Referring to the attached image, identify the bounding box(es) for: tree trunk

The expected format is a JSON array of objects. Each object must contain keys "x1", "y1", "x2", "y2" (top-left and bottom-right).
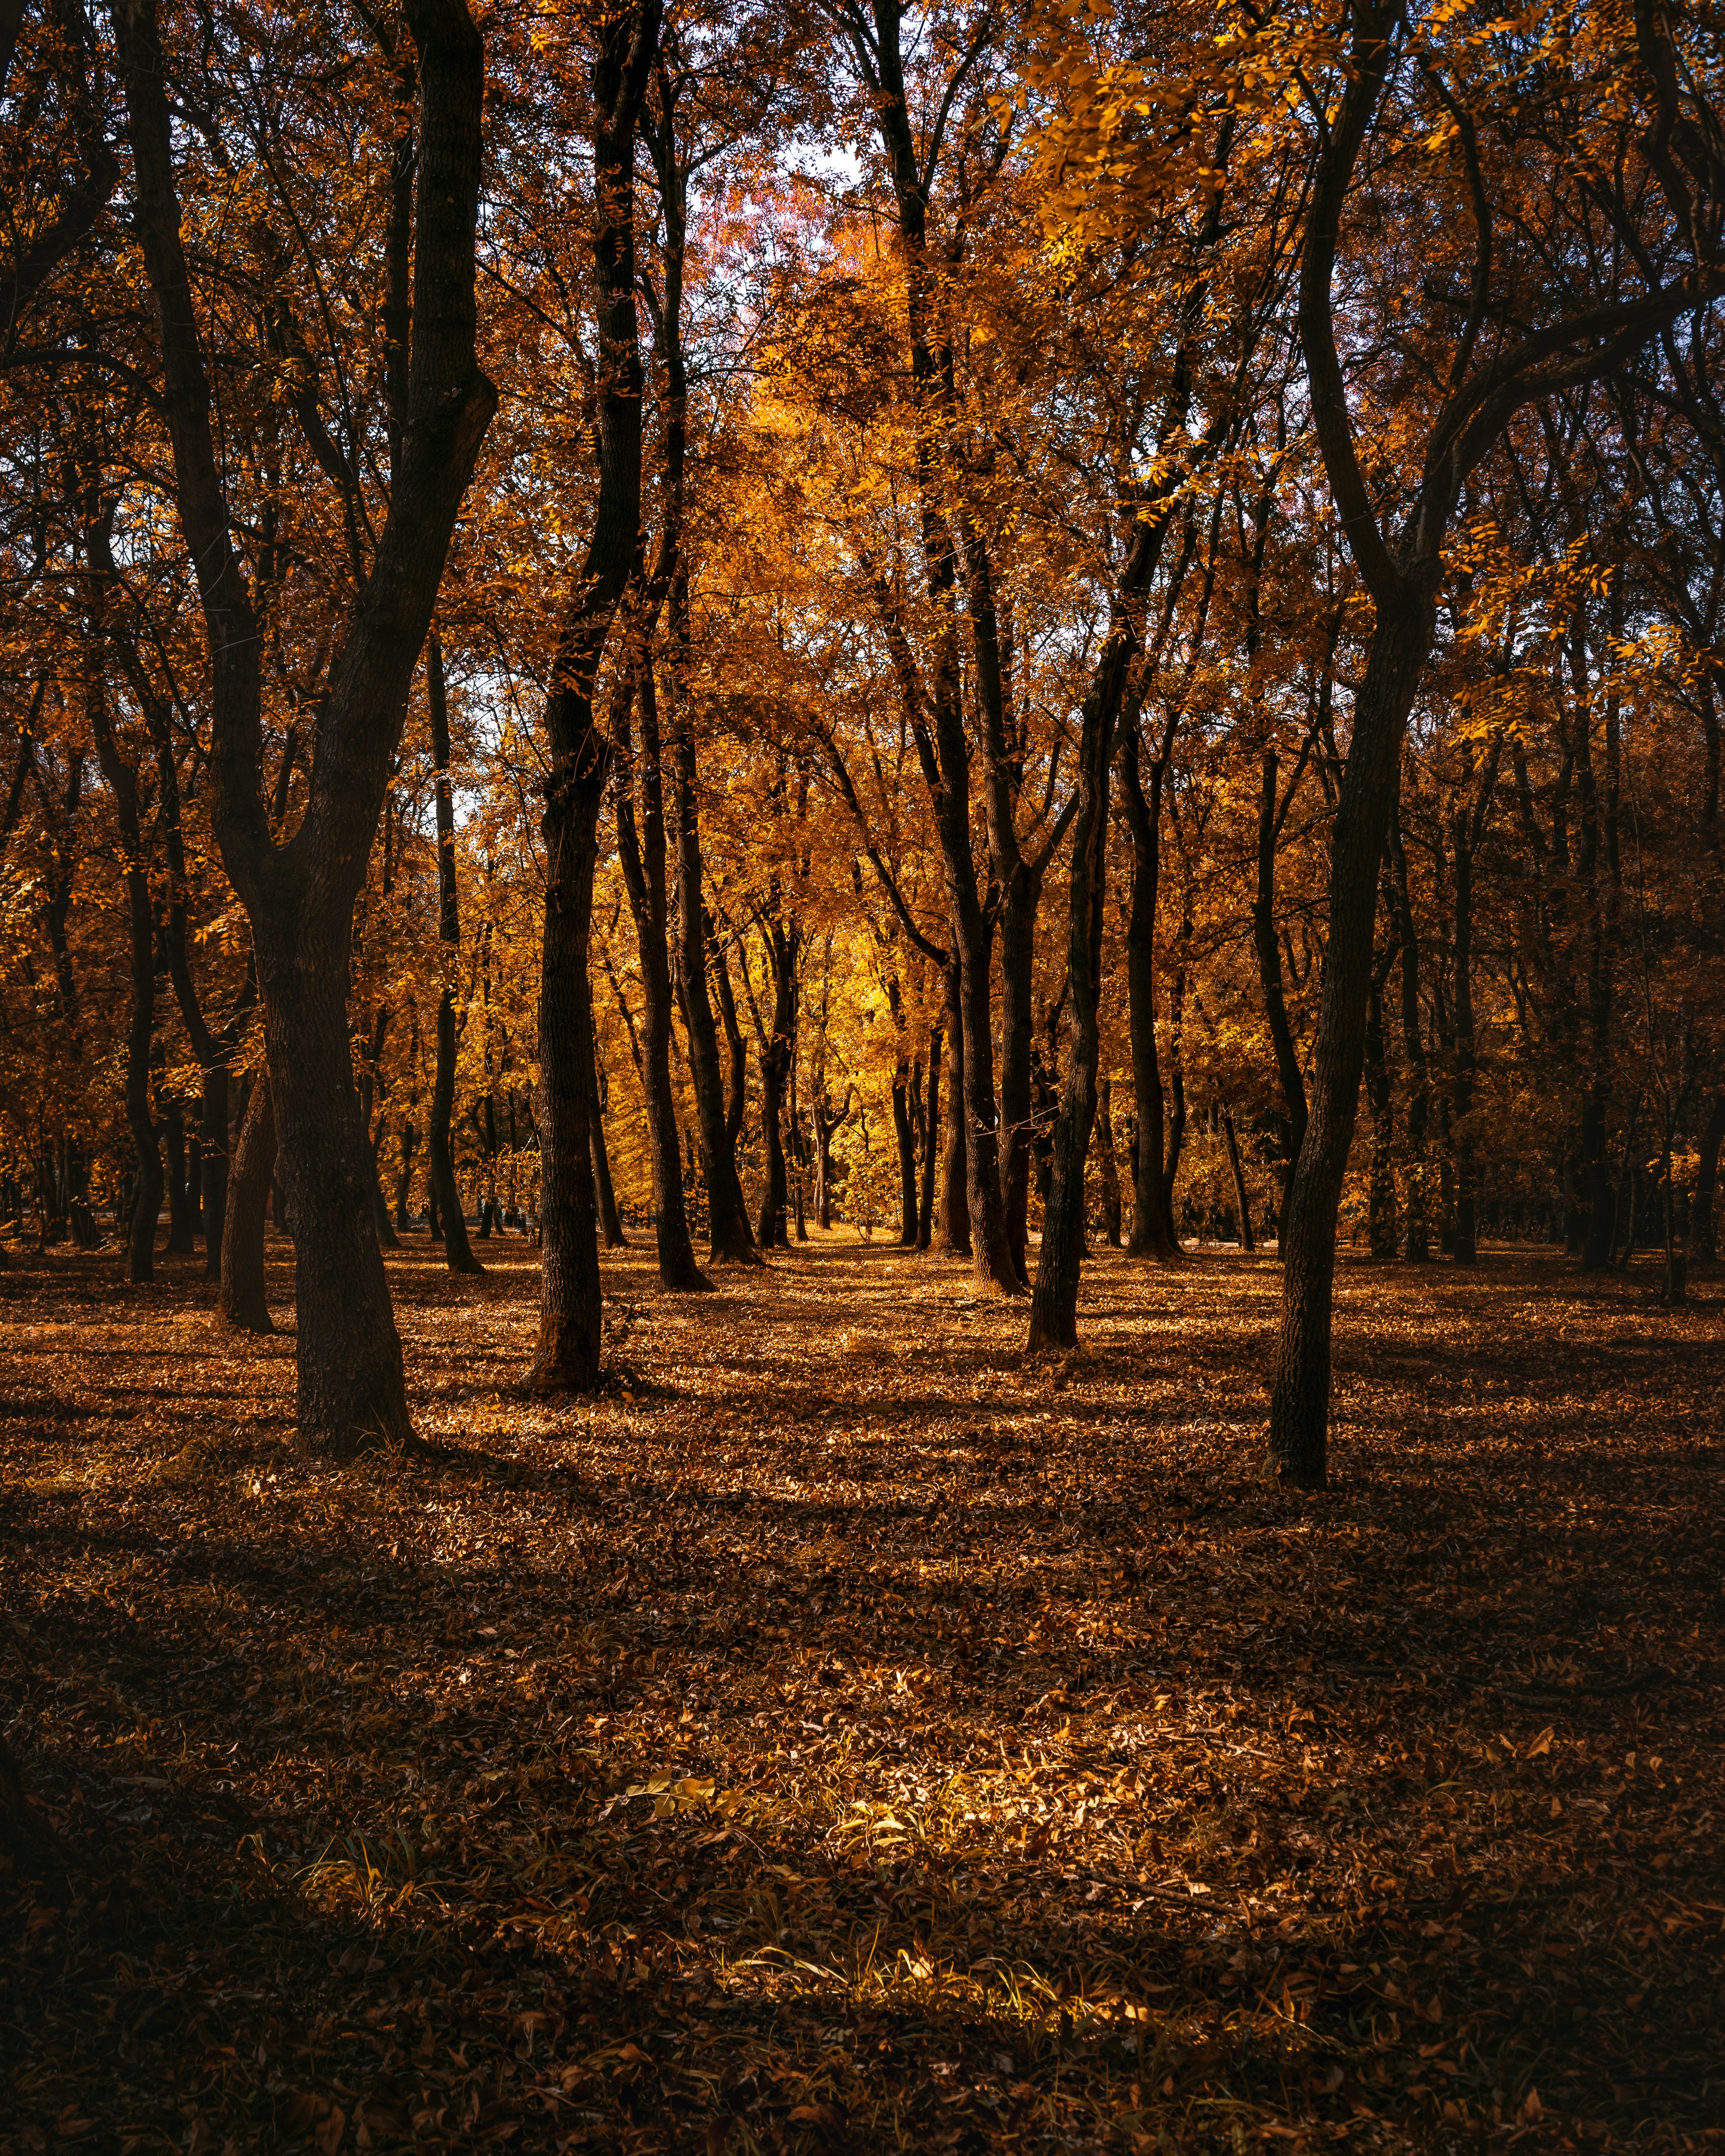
[
  {"x1": 614, "y1": 657, "x2": 708, "y2": 1290},
  {"x1": 118, "y1": 0, "x2": 496, "y2": 1457},
  {"x1": 758, "y1": 1043, "x2": 790, "y2": 1249},
  {"x1": 790, "y1": 1113, "x2": 810, "y2": 1240},
  {"x1": 1694, "y1": 1093, "x2": 1725, "y2": 1261},
  {"x1": 1579, "y1": 1081, "x2": 1614, "y2": 1269},
  {"x1": 1387, "y1": 800, "x2": 1431, "y2": 1258},
  {"x1": 1450, "y1": 740, "x2": 1501, "y2": 1265},
  {"x1": 1254, "y1": 746, "x2": 1310, "y2": 1191},
  {"x1": 427, "y1": 631, "x2": 485, "y2": 1276},
  {"x1": 814, "y1": 1106, "x2": 837, "y2": 1228},
  {"x1": 1579, "y1": 843, "x2": 1617, "y2": 1269},
  {"x1": 88, "y1": 660, "x2": 160, "y2": 1286},
  {"x1": 78, "y1": 608, "x2": 159, "y2": 1285},
  {"x1": 586, "y1": 979, "x2": 627, "y2": 1248},
  {"x1": 365, "y1": 1103, "x2": 400, "y2": 1251},
  {"x1": 997, "y1": 869, "x2": 1040, "y2": 1285},
  {"x1": 951, "y1": 902, "x2": 1016, "y2": 1290},
  {"x1": 1363, "y1": 978, "x2": 1397, "y2": 1258},
  {"x1": 892, "y1": 1062, "x2": 918, "y2": 1244},
  {"x1": 492, "y1": 0, "x2": 645, "y2": 1345},
  {"x1": 258, "y1": 946, "x2": 413, "y2": 1450},
  {"x1": 164, "y1": 1098, "x2": 196, "y2": 1253},
  {"x1": 1097, "y1": 1077, "x2": 1122, "y2": 1247},
  {"x1": 935, "y1": 969, "x2": 970, "y2": 1255},
  {"x1": 1269, "y1": 601, "x2": 1433, "y2": 1487},
  {"x1": 1119, "y1": 726, "x2": 1180, "y2": 1259},
  {"x1": 1029, "y1": 660, "x2": 1111, "y2": 1351},
  {"x1": 1160, "y1": 955, "x2": 1188, "y2": 1233},
  {"x1": 395, "y1": 1120, "x2": 417, "y2": 1231},
  {"x1": 219, "y1": 1071, "x2": 275, "y2": 1334},
  {"x1": 672, "y1": 766, "x2": 753, "y2": 1264},
  {"x1": 753, "y1": 924, "x2": 799, "y2": 1250},
  {"x1": 199, "y1": 1065, "x2": 230, "y2": 1277},
  {"x1": 533, "y1": 745, "x2": 609, "y2": 1392},
  {"x1": 917, "y1": 1026, "x2": 941, "y2": 1249},
  {"x1": 1371, "y1": 987, "x2": 1397, "y2": 1259},
  {"x1": 1222, "y1": 1105, "x2": 1255, "y2": 1251},
  {"x1": 1661, "y1": 1121, "x2": 1685, "y2": 1304}
]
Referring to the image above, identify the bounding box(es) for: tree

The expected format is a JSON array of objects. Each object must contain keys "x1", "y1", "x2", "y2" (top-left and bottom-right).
[
  {"x1": 116, "y1": 0, "x2": 496, "y2": 1454},
  {"x1": 531, "y1": 0, "x2": 666, "y2": 1394},
  {"x1": 1268, "y1": 0, "x2": 1724, "y2": 1486}
]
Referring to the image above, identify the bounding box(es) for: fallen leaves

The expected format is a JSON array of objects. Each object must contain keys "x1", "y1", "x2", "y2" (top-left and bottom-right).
[{"x1": 0, "y1": 1233, "x2": 1721, "y2": 2152}]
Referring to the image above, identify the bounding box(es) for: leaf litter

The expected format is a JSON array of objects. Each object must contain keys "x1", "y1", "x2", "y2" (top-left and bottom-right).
[{"x1": 1, "y1": 1233, "x2": 1721, "y2": 2152}]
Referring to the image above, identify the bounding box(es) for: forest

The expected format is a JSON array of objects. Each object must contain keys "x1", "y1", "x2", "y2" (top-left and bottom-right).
[{"x1": 1, "y1": 0, "x2": 1722, "y2": 2148}]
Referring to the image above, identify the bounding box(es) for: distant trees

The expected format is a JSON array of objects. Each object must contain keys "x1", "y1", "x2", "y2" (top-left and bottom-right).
[{"x1": 0, "y1": 0, "x2": 1721, "y2": 1487}]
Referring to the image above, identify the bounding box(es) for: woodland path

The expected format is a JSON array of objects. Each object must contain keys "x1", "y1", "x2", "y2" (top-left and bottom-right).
[{"x1": 1, "y1": 1234, "x2": 1720, "y2": 2152}]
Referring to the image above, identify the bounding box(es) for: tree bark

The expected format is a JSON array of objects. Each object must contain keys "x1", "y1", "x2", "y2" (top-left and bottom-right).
[
  {"x1": 892, "y1": 1062, "x2": 918, "y2": 1244},
  {"x1": 833, "y1": 1, "x2": 1014, "y2": 1292},
  {"x1": 1363, "y1": 977, "x2": 1398, "y2": 1258},
  {"x1": 1270, "y1": 604, "x2": 1435, "y2": 1483},
  {"x1": 534, "y1": 747, "x2": 608, "y2": 1389},
  {"x1": 613, "y1": 651, "x2": 708, "y2": 1289},
  {"x1": 219, "y1": 1071, "x2": 275, "y2": 1334},
  {"x1": 360, "y1": 1048, "x2": 400, "y2": 1252},
  {"x1": 758, "y1": 1051, "x2": 790, "y2": 1248},
  {"x1": 1097, "y1": 1077, "x2": 1123, "y2": 1247},
  {"x1": 118, "y1": 0, "x2": 495, "y2": 1455},
  {"x1": 1119, "y1": 723, "x2": 1181, "y2": 1260},
  {"x1": 395, "y1": 1119, "x2": 417, "y2": 1231},
  {"x1": 90, "y1": 506, "x2": 256, "y2": 1283},
  {"x1": 1254, "y1": 746, "x2": 1309, "y2": 1187},
  {"x1": 586, "y1": 983, "x2": 627, "y2": 1249},
  {"x1": 672, "y1": 753, "x2": 753, "y2": 1264},
  {"x1": 198, "y1": 1066, "x2": 230, "y2": 1276},
  {"x1": 1029, "y1": 644, "x2": 1112, "y2": 1351},
  {"x1": 426, "y1": 630, "x2": 485, "y2": 1275},
  {"x1": 935, "y1": 966, "x2": 970, "y2": 1255},
  {"x1": 82, "y1": 615, "x2": 160, "y2": 1285},
  {"x1": 1266, "y1": 0, "x2": 1700, "y2": 1481},
  {"x1": 1694, "y1": 1093, "x2": 1725, "y2": 1262},
  {"x1": 1450, "y1": 736, "x2": 1502, "y2": 1265},
  {"x1": 1387, "y1": 798, "x2": 1431, "y2": 1258},
  {"x1": 754, "y1": 922, "x2": 799, "y2": 1250},
  {"x1": 1222, "y1": 1105, "x2": 1255, "y2": 1251},
  {"x1": 1161, "y1": 951, "x2": 1189, "y2": 1232},
  {"x1": 917, "y1": 1027, "x2": 941, "y2": 1249},
  {"x1": 812, "y1": 1086, "x2": 853, "y2": 1230},
  {"x1": 164, "y1": 1098, "x2": 196, "y2": 1253},
  {"x1": 709, "y1": 915, "x2": 749, "y2": 1157},
  {"x1": 532, "y1": 0, "x2": 666, "y2": 1390}
]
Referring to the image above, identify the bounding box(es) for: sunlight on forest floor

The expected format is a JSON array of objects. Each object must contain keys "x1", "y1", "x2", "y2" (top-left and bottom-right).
[{"x1": 2, "y1": 1235, "x2": 1721, "y2": 2152}]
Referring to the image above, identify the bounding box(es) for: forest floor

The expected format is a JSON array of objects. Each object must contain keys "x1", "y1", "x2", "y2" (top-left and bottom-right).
[{"x1": 0, "y1": 1229, "x2": 1721, "y2": 2156}]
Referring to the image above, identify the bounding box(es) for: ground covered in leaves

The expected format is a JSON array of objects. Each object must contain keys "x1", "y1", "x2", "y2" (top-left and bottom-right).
[{"x1": 1, "y1": 1230, "x2": 1721, "y2": 2154}]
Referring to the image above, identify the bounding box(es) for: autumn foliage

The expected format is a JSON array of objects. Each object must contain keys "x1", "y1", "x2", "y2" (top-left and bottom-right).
[{"x1": 2, "y1": 0, "x2": 1724, "y2": 2145}]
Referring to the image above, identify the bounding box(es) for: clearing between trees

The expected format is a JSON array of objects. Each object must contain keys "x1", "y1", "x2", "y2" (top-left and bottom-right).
[{"x1": 2, "y1": 1235, "x2": 1720, "y2": 2153}]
